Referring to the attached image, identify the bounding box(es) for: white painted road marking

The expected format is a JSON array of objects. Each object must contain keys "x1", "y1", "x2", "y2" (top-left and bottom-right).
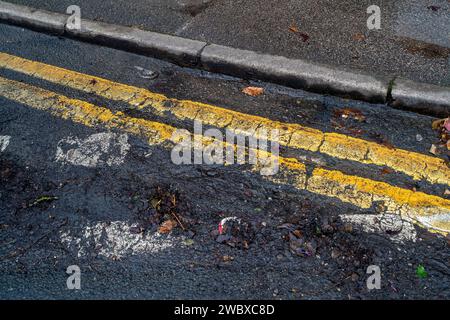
[
  {"x1": 59, "y1": 221, "x2": 180, "y2": 259},
  {"x1": 55, "y1": 132, "x2": 130, "y2": 168}
]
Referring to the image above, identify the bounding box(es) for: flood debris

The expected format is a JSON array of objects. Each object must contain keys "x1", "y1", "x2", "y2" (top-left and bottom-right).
[
  {"x1": 278, "y1": 205, "x2": 374, "y2": 280},
  {"x1": 137, "y1": 185, "x2": 193, "y2": 234},
  {"x1": 158, "y1": 219, "x2": 178, "y2": 234}
]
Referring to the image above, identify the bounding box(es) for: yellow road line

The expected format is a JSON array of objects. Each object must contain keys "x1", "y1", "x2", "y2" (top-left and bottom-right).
[
  {"x1": 0, "y1": 76, "x2": 448, "y2": 235},
  {"x1": 0, "y1": 52, "x2": 448, "y2": 186}
]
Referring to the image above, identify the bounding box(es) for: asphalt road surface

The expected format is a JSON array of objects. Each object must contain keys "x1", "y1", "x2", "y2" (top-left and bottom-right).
[
  {"x1": 0, "y1": 24, "x2": 449, "y2": 299},
  {"x1": 5, "y1": 0, "x2": 450, "y2": 86}
]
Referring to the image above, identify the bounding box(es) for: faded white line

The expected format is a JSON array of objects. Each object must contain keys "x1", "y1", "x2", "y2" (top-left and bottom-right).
[
  {"x1": 339, "y1": 213, "x2": 417, "y2": 243},
  {"x1": 60, "y1": 221, "x2": 181, "y2": 259},
  {"x1": 55, "y1": 132, "x2": 130, "y2": 168}
]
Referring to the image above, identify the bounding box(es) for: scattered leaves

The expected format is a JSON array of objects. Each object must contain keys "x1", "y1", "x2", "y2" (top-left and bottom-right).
[
  {"x1": 432, "y1": 118, "x2": 445, "y2": 130},
  {"x1": 242, "y1": 86, "x2": 264, "y2": 97},
  {"x1": 289, "y1": 24, "x2": 300, "y2": 33}
]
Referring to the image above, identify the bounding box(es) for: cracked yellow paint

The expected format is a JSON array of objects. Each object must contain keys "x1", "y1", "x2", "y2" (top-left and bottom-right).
[
  {"x1": 0, "y1": 51, "x2": 448, "y2": 186},
  {"x1": 0, "y1": 75, "x2": 448, "y2": 235}
]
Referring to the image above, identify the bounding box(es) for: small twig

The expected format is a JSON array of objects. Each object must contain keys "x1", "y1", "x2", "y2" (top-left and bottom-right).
[{"x1": 170, "y1": 211, "x2": 186, "y2": 231}]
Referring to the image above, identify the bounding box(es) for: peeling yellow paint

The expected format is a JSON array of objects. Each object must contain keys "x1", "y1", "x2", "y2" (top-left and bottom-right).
[
  {"x1": 0, "y1": 51, "x2": 448, "y2": 186},
  {"x1": 0, "y1": 66, "x2": 449, "y2": 235}
]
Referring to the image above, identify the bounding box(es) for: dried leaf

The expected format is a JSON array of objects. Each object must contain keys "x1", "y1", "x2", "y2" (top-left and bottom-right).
[
  {"x1": 292, "y1": 229, "x2": 302, "y2": 238},
  {"x1": 242, "y1": 86, "x2": 264, "y2": 97},
  {"x1": 158, "y1": 219, "x2": 177, "y2": 234},
  {"x1": 353, "y1": 33, "x2": 365, "y2": 41},
  {"x1": 444, "y1": 118, "x2": 450, "y2": 131},
  {"x1": 289, "y1": 25, "x2": 300, "y2": 33}
]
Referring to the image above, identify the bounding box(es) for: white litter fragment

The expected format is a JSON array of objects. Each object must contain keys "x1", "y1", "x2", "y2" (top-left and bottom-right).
[
  {"x1": 415, "y1": 134, "x2": 423, "y2": 142},
  {"x1": 55, "y1": 132, "x2": 130, "y2": 168},
  {"x1": 339, "y1": 213, "x2": 417, "y2": 243},
  {"x1": 0, "y1": 135, "x2": 11, "y2": 152},
  {"x1": 60, "y1": 221, "x2": 178, "y2": 259},
  {"x1": 134, "y1": 66, "x2": 158, "y2": 79},
  {"x1": 218, "y1": 216, "x2": 240, "y2": 234}
]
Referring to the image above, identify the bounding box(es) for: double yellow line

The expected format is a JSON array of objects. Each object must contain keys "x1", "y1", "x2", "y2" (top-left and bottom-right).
[{"x1": 0, "y1": 52, "x2": 449, "y2": 235}]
